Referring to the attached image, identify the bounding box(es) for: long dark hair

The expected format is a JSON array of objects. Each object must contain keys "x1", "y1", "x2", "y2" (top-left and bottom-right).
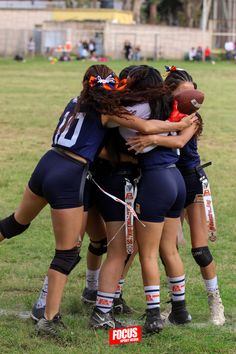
[
  {"x1": 120, "y1": 65, "x2": 172, "y2": 120},
  {"x1": 164, "y1": 68, "x2": 203, "y2": 136},
  {"x1": 56, "y1": 65, "x2": 126, "y2": 136},
  {"x1": 75, "y1": 64, "x2": 125, "y2": 117}
]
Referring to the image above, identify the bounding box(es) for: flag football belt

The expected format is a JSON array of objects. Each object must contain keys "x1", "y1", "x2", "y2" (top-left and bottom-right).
[
  {"x1": 180, "y1": 161, "x2": 212, "y2": 176},
  {"x1": 87, "y1": 172, "x2": 144, "y2": 254},
  {"x1": 200, "y1": 173, "x2": 217, "y2": 242},
  {"x1": 124, "y1": 177, "x2": 139, "y2": 254},
  {"x1": 181, "y1": 161, "x2": 217, "y2": 242}
]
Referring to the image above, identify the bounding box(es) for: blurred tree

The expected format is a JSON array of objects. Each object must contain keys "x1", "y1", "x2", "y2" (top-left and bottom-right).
[
  {"x1": 157, "y1": 0, "x2": 182, "y2": 25},
  {"x1": 180, "y1": 0, "x2": 202, "y2": 27},
  {"x1": 148, "y1": 0, "x2": 159, "y2": 24},
  {"x1": 65, "y1": 0, "x2": 74, "y2": 7},
  {"x1": 121, "y1": 0, "x2": 145, "y2": 22}
]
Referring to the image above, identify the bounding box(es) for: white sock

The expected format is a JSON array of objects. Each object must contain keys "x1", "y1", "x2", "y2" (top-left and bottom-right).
[
  {"x1": 36, "y1": 276, "x2": 48, "y2": 309},
  {"x1": 204, "y1": 276, "x2": 218, "y2": 292},
  {"x1": 96, "y1": 291, "x2": 115, "y2": 313},
  {"x1": 144, "y1": 285, "x2": 160, "y2": 309},
  {"x1": 86, "y1": 268, "x2": 100, "y2": 291},
  {"x1": 114, "y1": 279, "x2": 125, "y2": 299},
  {"x1": 169, "y1": 275, "x2": 185, "y2": 302}
]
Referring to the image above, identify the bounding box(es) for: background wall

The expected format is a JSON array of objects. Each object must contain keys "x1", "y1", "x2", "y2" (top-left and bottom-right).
[{"x1": 0, "y1": 8, "x2": 211, "y2": 58}]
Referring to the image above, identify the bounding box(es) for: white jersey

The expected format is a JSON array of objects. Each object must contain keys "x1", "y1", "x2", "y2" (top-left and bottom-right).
[{"x1": 119, "y1": 102, "x2": 157, "y2": 153}]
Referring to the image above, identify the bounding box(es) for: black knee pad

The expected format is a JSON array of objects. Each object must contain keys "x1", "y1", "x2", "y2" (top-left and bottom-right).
[
  {"x1": 191, "y1": 246, "x2": 213, "y2": 267},
  {"x1": 88, "y1": 237, "x2": 107, "y2": 256},
  {"x1": 0, "y1": 213, "x2": 30, "y2": 239},
  {"x1": 50, "y1": 246, "x2": 81, "y2": 275}
]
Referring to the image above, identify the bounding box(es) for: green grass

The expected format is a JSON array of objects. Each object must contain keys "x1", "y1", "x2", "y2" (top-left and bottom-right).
[{"x1": 0, "y1": 57, "x2": 236, "y2": 353}]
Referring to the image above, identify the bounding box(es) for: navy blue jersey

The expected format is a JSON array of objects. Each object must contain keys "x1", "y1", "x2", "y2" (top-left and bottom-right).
[
  {"x1": 138, "y1": 145, "x2": 179, "y2": 170},
  {"x1": 52, "y1": 97, "x2": 106, "y2": 163},
  {"x1": 177, "y1": 136, "x2": 200, "y2": 171}
]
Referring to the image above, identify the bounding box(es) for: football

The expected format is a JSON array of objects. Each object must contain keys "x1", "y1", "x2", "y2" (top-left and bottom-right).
[{"x1": 174, "y1": 89, "x2": 205, "y2": 114}]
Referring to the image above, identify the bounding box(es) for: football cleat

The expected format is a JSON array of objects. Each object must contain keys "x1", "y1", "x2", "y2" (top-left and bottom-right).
[
  {"x1": 168, "y1": 300, "x2": 192, "y2": 325},
  {"x1": 208, "y1": 289, "x2": 225, "y2": 326},
  {"x1": 142, "y1": 307, "x2": 164, "y2": 335},
  {"x1": 36, "y1": 313, "x2": 65, "y2": 337},
  {"x1": 113, "y1": 294, "x2": 133, "y2": 314},
  {"x1": 89, "y1": 307, "x2": 123, "y2": 329},
  {"x1": 81, "y1": 287, "x2": 97, "y2": 304}
]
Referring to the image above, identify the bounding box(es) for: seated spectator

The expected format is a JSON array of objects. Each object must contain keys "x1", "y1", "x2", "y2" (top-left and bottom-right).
[
  {"x1": 233, "y1": 41, "x2": 236, "y2": 61},
  {"x1": 89, "y1": 40, "x2": 96, "y2": 56},
  {"x1": 195, "y1": 46, "x2": 203, "y2": 61},
  {"x1": 204, "y1": 46, "x2": 211, "y2": 61},
  {"x1": 133, "y1": 46, "x2": 141, "y2": 61},
  {"x1": 188, "y1": 47, "x2": 196, "y2": 61},
  {"x1": 224, "y1": 41, "x2": 234, "y2": 60},
  {"x1": 59, "y1": 52, "x2": 71, "y2": 62}
]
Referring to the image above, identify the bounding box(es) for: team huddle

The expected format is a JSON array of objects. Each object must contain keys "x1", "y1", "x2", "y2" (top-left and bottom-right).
[{"x1": 0, "y1": 64, "x2": 225, "y2": 337}]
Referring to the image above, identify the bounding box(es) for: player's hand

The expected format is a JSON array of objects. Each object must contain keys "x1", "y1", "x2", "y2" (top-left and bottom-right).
[
  {"x1": 180, "y1": 113, "x2": 198, "y2": 129},
  {"x1": 127, "y1": 134, "x2": 155, "y2": 153}
]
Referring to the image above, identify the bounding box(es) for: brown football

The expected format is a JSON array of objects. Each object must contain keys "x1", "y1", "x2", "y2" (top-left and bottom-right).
[{"x1": 175, "y1": 89, "x2": 204, "y2": 114}]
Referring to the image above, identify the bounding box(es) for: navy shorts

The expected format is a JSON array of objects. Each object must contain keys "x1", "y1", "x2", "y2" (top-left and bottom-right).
[
  {"x1": 180, "y1": 168, "x2": 206, "y2": 208},
  {"x1": 92, "y1": 159, "x2": 140, "y2": 222},
  {"x1": 83, "y1": 177, "x2": 97, "y2": 212},
  {"x1": 28, "y1": 149, "x2": 88, "y2": 209},
  {"x1": 135, "y1": 166, "x2": 186, "y2": 222}
]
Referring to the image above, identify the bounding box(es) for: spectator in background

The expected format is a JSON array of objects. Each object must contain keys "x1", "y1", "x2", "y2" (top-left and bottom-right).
[
  {"x1": 89, "y1": 40, "x2": 96, "y2": 57},
  {"x1": 77, "y1": 41, "x2": 84, "y2": 59},
  {"x1": 233, "y1": 41, "x2": 236, "y2": 61},
  {"x1": 133, "y1": 46, "x2": 141, "y2": 61},
  {"x1": 195, "y1": 46, "x2": 203, "y2": 61},
  {"x1": 59, "y1": 51, "x2": 71, "y2": 62},
  {"x1": 64, "y1": 41, "x2": 72, "y2": 53},
  {"x1": 224, "y1": 41, "x2": 234, "y2": 61},
  {"x1": 188, "y1": 47, "x2": 196, "y2": 61},
  {"x1": 28, "y1": 37, "x2": 35, "y2": 57},
  {"x1": 124, "y1": 41, "x2": 132, "y2": 61},
  {"x1": 204, "y1": 46, "x2": 211, "y2": 61}
]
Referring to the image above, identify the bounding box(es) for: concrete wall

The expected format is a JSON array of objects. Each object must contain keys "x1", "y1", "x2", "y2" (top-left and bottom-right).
[
  {"x1": 0, "y1": 9, "x2": 52, "y2": 29},
  {"x1": 104, "y1": 23, "x2": 212, "y2": 60},
  {"x1": 0, "y1": 9, "x2": 212, "y2": 58}
]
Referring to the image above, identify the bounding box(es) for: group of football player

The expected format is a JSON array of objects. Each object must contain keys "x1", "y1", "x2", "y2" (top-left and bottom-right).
[{"x1": 0, "y1": 63, "x2": 225, "y2": 337}]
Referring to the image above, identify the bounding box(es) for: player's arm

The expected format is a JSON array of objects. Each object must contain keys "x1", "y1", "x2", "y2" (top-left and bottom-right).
[
  {"x1": 102, "y1": 113, "x2": 197, "y2": 134},
  {"x1": 127, "y1": 123, "x2": 198, "y2": 153}
]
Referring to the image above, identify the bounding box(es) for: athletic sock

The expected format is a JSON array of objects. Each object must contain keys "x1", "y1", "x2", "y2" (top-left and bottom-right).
[
  {"x1": 86, "y1": 268, "x2": 100, "y2": 291},
  {"x1": 96, "y1": 291, "x2": 115, "y2": 313},
  {"x1": 36, "y1": 276, "x2": 48, "y2": 309},
  {"x1": 144, "y1": 285, "x2": 160, "y2": 309},
  {"x1": 204, "y1": 276, "x2": 218, "y2": 292},
  {"x1": 114, "y1": 279, "x2": 125, "y2": 299},
  {"x1": 169, "y1": 275, "x2": 185, "y2": 302}
]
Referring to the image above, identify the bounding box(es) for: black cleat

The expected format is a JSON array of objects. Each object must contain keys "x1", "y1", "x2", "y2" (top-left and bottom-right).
[
  {"x1": 89, "y1": 307, "x2": 123, "y2": 330},
  {"x1": 36, "y1": 313, "x2": 65, "y2": 337},
  {"x1": 168, "y1": 300, "x2": 192, "y2": 325},
  {"x1": 81, "y1": 287, "x2": 97, "y2": 304},
  {"x1": 143, "y1": 307, "x2": 164, "y2": 335},
  {"x1": 113, "y1": 294, "x2": 133, "y2": 314},
  {"x1": 31, "y1": 304, "x2": 45, "y2": 322}
]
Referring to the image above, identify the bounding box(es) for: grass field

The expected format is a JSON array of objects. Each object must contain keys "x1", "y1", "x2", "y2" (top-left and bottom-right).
[{"x1": 0, "y1": 57, "x2": 235, "y2": 354}]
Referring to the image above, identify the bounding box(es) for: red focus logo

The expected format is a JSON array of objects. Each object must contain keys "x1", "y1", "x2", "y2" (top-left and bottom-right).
[{"x1": 109, "y1": 326, "x2": 142, "y2": 345}]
